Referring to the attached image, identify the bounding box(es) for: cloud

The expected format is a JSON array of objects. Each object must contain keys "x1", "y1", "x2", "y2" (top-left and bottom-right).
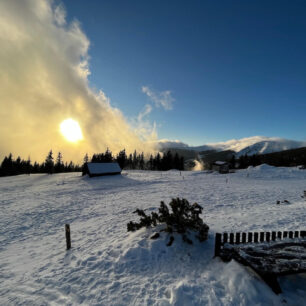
[
  {"x1": 137, "y1": 104, "x2": 153, "y2": 121},
  {"x1": 142, "y1": 86, "x2": 174, "y2": 110},
  {"x1": 0, "y1": 0, "x2": 156, "y2": 162}
]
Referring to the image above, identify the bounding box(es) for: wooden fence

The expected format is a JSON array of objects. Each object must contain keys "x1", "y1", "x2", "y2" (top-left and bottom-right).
[{"x1": 214, "y1": 230, "x2": 306, "y2": 257}]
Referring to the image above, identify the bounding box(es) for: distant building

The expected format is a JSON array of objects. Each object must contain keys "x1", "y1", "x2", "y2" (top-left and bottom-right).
[
  {"x1": 82, "y1": 162, "x2": 122, "y2": 177},
  {"x1": 212, "y1": 161, "x2": 229, "y2": 174}
]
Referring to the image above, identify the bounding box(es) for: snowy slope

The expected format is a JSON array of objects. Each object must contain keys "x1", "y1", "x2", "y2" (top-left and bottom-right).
[
  {"x1": 158, "y1": 136, "x2": 306, "y2": 156},
  {"x1": 1, "y1": 168, "x2": 306, "y2": 305}
]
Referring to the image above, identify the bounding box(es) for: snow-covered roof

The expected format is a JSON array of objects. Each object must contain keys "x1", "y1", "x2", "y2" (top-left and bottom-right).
[
  {"x1": 214, "y1": 161, "x2": 227, "y2": 165},
  {"x1": 87, "y1": 162, "x2": 121, "y2": 175}
]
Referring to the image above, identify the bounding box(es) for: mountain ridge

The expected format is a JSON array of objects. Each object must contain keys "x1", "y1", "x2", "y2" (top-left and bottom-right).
[{"x1": 157, "y1": 136, "x2": 306, "y2": 156}]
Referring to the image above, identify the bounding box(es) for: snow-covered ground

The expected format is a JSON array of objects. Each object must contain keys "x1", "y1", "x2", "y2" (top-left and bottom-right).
[{"x1": 1, "y1": 165, "x2": 306, "y2": 305}]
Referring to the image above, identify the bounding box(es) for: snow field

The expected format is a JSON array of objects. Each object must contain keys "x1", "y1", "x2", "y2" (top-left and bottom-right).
[{"x1": 0, "y1": 166, "x2": 306, "y2": 305}]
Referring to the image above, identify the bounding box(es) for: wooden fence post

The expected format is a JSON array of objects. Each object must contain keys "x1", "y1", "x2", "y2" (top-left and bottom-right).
[
  {"x1": 65, "y1": 224, "x2": 71, "y2": 250},
  {"x1": 215, "y1": 233, "x2": 222, "y2": 257}
]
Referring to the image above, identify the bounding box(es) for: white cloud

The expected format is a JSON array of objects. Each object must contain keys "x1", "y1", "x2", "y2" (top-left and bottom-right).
[
  {"x1": 0, "y1": 0, "x2": 156, "y2": 162},
  {"x1": 142, "y1": 86, "x2": 174, "y2": 110},
  {"x1": 137, "y1": 104, "x2": 153, "y2": 121}
]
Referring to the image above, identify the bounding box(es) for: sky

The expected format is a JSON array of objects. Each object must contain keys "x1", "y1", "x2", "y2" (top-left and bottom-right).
[
  {"x1": 62, "y1": 0, "x2": 306, "y2": 145},
  {"x1": 1, "y1": 0, "x2": 306, "y2": 162}
]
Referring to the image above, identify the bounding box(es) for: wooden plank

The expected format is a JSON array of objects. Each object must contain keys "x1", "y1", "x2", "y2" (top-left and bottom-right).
[
  {"x1": 230, "y1": 233, "x2": 234, "y2": 244},
  {"x1": 248, "y1": 232, "x2": 253, "y2": 243},
  {"x1": 242, "y1": 232, "x2": 247, "y2": 243},
  {"x1": 266, "y1": 232, "x2": 270, "y2": 242},
  {"x1": 236, "y1": 233, "x2": 240, "y2": 244},
  {"x1": 223, "y1": 232, "x2": 228, "y2": 244},
  {"x1": 254, "y1": 232, "x2": 259, "y2": 243}
]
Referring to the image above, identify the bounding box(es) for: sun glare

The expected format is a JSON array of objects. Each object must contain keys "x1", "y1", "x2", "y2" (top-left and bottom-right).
[{"x1": 60, "y1": 118, "x2": 83, "y2": 142}]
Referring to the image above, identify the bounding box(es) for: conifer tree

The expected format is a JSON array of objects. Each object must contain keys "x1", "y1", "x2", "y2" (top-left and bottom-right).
[
  {"x1": 44, "y1": 150, "x2": 54, "y2": 174},
  {"x1": 116, "y1": 149, "x2": 127, "y2": 169}
]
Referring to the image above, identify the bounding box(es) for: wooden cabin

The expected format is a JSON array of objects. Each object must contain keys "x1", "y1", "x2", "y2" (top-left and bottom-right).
[
  {"x1": 212, "y1": 161, "x2": 229, "y2": 174},
  {"x1": 82, "y1": 162, "x2": 122, "y2": 177}
]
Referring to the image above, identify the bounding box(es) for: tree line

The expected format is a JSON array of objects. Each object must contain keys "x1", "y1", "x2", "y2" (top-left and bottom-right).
[
  {"x1": 0, "y1": 149, "x2": 185, "y2": 177},
  {"x1": 235, "y1": 147, "x2": 306, "y2": 169},
  {"x1": 88, "y1": 149, "x2": 185, "y2": 171},
  {"x1": 0, "y1": 151, "x2": 81, "y2": 177},
  {"x1": 217, "y1": 147, "x2": 306, "y2": 170}
]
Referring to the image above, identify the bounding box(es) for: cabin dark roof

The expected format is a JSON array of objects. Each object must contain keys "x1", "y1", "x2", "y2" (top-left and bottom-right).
[{"x1": 85, "y1": 162, "x2": 121, "y2": 176}]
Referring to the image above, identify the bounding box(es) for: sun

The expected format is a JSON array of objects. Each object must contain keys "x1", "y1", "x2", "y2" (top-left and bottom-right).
[{"x1": 60, "y1": 118, "x2": 83, "y2": 142}]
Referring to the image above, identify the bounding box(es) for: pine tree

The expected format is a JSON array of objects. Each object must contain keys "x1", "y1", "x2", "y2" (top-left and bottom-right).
[
  {"x1": 44, "y1": 150, "x2": 54, "y2": 174},
  {"x1": 55, "y1": 152, "x2": 64, "y2": 173},
  {"x1": 139, "y1": 152, "x2": 145, "y2": 170},
  {"x1": 116, "y1": 149, "x2": 127, "y2": 169}
]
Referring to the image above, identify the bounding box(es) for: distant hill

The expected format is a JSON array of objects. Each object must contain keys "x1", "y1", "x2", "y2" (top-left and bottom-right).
[
  {"x1": 157, "y1": 136, "x2": 306, "y2": 157},
  {"x1": 254, "y1": 146, "x2": 306, "y2": 167},
  {"x1": 160, "y1": 148, "x2": 198, "y2": 160}
]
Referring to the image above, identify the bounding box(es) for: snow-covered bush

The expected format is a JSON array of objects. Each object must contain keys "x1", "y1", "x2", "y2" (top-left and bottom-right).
[{"x1": 127, "y1": 198, "x2": 209, "y2": 245}]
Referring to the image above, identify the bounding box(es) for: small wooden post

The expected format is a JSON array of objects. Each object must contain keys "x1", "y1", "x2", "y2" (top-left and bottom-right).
[
  {"x1": 229, "y1": 233, "x2": 234, "y2": 244},
  {"x1": 254, "y1": 232, "x2": 259, "y2": 243},
  {"x1": 271, "y1": 231, "x2": 276, "y2": 241},
  {"x1": 214, "y1": 233, "x2": 222, "y2": 257},
  {"x1": 260, "y1": 232, "x2": 265, "y2": 242},
  {"x1": 248, "y1": 232, "x2": 253, "y2": 243},
  {"x1": 65, "y1": 224, "x2": 71, "y2": 250},
  {"x1": 242, "y1": 232, "x2": 246, "y2": 244},
  {"x1": 277, "y1": 231, "x2": 282, "y2": 240},
  {"x1": 289, "y1": 231, "x2": 293, "y2": 239},
  {"x1": 294, "y1": 231, "x2": 299, "y2": 238},
  {"x1": 283, "y1": 231, "x2": 288, "y2": 238}
]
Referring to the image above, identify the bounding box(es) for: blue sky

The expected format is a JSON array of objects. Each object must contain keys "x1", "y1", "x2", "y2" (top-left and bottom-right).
[{"x1": 63, "y1": 0, "x2": 306, "y2": 145}]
